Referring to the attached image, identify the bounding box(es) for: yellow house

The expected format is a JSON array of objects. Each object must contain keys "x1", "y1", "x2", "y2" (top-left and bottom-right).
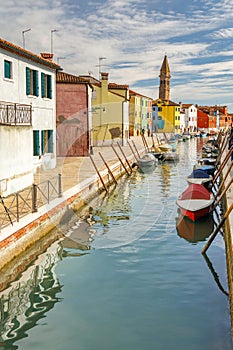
[
  {"x1": 154, "y1": 99, "x2": 180, "y2": 133},
  {"x1": 81, "y1": 72, "x2": 129, "y2": 146}
]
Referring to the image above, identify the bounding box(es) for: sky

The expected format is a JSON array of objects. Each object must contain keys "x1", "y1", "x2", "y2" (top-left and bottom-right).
[{"x1": 1, "y1": 0, "x2": 233, "y2": 111}]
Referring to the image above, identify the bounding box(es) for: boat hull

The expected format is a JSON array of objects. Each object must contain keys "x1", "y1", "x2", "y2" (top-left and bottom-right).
[{"x1": 178, "y1": 205, "x2": 212, "y2": 221}]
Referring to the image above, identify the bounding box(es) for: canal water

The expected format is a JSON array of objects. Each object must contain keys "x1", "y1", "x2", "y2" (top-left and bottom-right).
[{"x1": 0, "y1": 138, "x2": 232, "y2": 350}]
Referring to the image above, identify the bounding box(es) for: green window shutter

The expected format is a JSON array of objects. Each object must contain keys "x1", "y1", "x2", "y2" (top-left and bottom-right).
[
  {"x1": 33, "y1": 70, "x2": 39, "y2": 96},
  {"x1": 41, "y1": 73, "x2": 45, "y2": 97},
  {"x1": 26, "y1": 67, "x2": 31, "y2": 95},
  {"x1": 41, "y1": 130, "x2": 45, "y2": 154},
  {"x1": 33, "y1": 130, "x2": 40, "y2": 156},
  {"x1": 48, "y1": 130, "x2": 53, "y2": 152},
  {"x1": 4, "y1": 60, "x2": 11, "y2": 79},
  {"x1": 48, "y1": 75, "x2": 52, "y2": 99}
]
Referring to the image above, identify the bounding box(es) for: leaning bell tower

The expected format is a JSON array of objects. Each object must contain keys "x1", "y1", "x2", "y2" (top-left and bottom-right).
[{"x1": 159, "y1": 55, "x2": 171, "y2": 101}]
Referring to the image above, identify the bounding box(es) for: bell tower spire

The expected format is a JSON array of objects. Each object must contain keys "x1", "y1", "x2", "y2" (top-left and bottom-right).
[{"x1": 159, "y1": 55, "x2": 171, "y2": 101}]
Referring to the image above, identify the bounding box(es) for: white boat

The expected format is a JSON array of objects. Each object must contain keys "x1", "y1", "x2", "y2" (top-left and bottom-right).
[{"x1": 138, "y1": 153, "x2": 156, "y2": 168}]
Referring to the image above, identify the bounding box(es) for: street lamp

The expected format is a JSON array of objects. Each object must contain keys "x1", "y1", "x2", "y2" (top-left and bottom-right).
[
  {"x1": 22, "y1": 28, "x2": 31, "y2": 49},
  {"x1": 51, "y1": 29, "x2": 58, "y2": 54}
]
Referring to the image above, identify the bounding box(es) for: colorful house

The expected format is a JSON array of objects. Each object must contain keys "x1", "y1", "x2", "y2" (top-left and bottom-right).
[
  {"x1": 129, "y1": 90, "x2": 152, "y2": 136},
  {"x1": 0, "y1": 38, "x2": 60, "y2": 196},
  {"x1": 81, "y1": 72, "x2": 129, "y2": 146},
  {"x1": 56, "y1": 71, "x2": 93, "y2": 157},
  {"x1": 152, "y1": 99, "x2": 180, "y2": 133}
]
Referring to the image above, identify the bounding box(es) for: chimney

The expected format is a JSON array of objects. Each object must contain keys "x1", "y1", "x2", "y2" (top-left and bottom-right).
[
  {"x1": 101, "y1": 72, "x2": 109, "y2": 81},
  {"x1": 101, "y1": 72, "x2": 108, "y2": 103},
  {"x1": 40, "y1": 53, "x2": 54, "y2": 61}
]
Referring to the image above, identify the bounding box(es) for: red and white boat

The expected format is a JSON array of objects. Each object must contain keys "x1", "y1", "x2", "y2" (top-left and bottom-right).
[{"x1": 176, "y1": 184, "x2": 214, "y2": 222}]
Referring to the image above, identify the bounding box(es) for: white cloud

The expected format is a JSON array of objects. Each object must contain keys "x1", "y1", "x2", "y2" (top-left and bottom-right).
[{"x1": 0, "y1": 0, "x2": 233, "y2": 110}]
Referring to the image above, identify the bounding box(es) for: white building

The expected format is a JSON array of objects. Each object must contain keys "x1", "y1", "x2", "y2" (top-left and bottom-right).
[
  {"x1": 180, "y1": 103, "x2": 197, "y2": 132},
  {"x1": 0, "y1": 38, "x2": 60, "y2": 196}
]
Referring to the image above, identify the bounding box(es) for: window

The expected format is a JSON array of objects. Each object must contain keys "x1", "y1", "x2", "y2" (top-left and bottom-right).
[
  {"x1": 33, "y1": 130, "x2": 53, "y2": 156},
  {"x1": 33, "y1": 130, "x2": 40, "y2": 156},
  {"x1": 26, "y1": 67, "x2": 39, "y2": 96},
  {"x1": 4, "y1": 60, "x2": 12, "y2": 79},
  {"x1": 41, "y1": 73, "x2": 52, "y2": 98},
  {"x1": 41, "y1": 130, "x2": 53, "y2": 154},
  {"x1": 158, "y1": 107, "x2": 162, "y2": 111}
]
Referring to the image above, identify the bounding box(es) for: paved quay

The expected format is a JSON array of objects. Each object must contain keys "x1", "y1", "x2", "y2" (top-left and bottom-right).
[{"x1": 0, "y1": 136, "x2": 152, "y2": 269}]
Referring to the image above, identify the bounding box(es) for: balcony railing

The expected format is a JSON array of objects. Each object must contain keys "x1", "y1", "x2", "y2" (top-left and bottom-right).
[{"x1": 0, "y1": 102, "x2": 32, "y2": 125}]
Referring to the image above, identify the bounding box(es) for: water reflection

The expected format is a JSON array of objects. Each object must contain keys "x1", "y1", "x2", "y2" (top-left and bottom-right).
[
  {"x1": 176, "y1": 214, "x2": 214, "y2": 244},
  {"x1": 0, "y1": 242, "x2": 63, "y2": 349}
]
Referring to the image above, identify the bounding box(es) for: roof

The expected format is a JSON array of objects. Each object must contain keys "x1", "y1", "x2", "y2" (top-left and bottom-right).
[
  {"x1": 0, "y1": 37, "x2": 61, "y2": 70},
  {"x1": 109, "y1": 82, "x2": 129, "y2": 89},
  {"x1": 152, "y1": 99, "x2": 179, "y2": 106},
  {"x1": 129, "y1": 89, "x2": 153, "y2": 100},
  {"x1": 57, "y1": 71, "x2": 89, "y2": 84}
]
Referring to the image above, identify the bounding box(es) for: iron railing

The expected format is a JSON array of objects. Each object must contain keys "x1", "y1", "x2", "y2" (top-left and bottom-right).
[
  {"x1": 0, "y1": 174, "x2": 62, "y2": 230},
  {"x1": 0, "y1": 102, "x2": 32, "y2": 125}
]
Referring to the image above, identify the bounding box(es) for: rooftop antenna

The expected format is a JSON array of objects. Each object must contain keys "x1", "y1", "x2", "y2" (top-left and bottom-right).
[
  {"x1": 51, "y1": 29, "x2": 58, "y2": 54},
  {"x1": 96, "y1": 56, "x2": 107, "y2": 80},
  {"x1": 22, "y1": 28, "x2": 31, "y2": 49}
]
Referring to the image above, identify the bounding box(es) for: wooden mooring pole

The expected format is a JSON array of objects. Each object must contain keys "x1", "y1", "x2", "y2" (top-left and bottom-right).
[
  {"x1": 131, "y1": 139, "x2": 141, "y2": 159},
  {"x1": 202, "y1": 202, "x2": 233, "y2": 254},
  {"x1": 99, "y1": 152, "x2": 118, "y2": 185},
  {"x1": 90, "y1": 155, "x2": 108, "y2": 193},
  {"x1": 111, "y1": 145, "x2": 131, "y2": 176},
  {"x1": 117, "y1": 142, "x2": 132, "y2": 173},
  {"x1": 127, "y1": 140, "x2": 138, "y2": 162},
  {"x1": 212, "y1": 145, "x2": 233, "y2": 185}
]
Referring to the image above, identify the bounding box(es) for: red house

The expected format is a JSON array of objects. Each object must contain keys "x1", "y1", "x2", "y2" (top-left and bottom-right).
[
  {"x1": 197, "y1": 109, "x2": 209, "y2": 130},
  {"x1": 56, "y1": 72, "x2": 93, "y2": 156}
]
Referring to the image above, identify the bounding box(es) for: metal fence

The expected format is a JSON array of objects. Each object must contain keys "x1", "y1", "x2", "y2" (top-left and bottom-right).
[{"x1": 0, "y1": 174, "x2": 62, "y2": 230}]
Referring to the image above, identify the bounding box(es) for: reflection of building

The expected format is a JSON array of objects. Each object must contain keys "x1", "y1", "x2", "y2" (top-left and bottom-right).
[{"x1": 0, "y1": 241, "x2": 62, "y2": 347}]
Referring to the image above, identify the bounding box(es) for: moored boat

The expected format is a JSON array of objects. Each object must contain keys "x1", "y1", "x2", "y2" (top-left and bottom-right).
[
  {"x1": 176, "y1": 184, "x2": 214, "y2": 221},
  {"x1": 138, "y1": 153, "x2": 156, "y2": 169},
  {"x1": 186, "y1": 169, "x2": 212, "y2": 186}
]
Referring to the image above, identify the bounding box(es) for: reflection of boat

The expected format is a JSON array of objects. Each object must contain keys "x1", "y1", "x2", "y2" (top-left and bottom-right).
[
  {"x1": 176, "y1": 184, "x2": 214, "y2": 221},
  {"x1": 176, "y1": 214, "x2": 214, "y2": 243},
  {"x1": 186, "y1": 169, "x2": 212, "y2": 186},
  {"x1": 138, "y1": 153, "x2": 156, "y2": 169},
  {"x1": 182, "y1": 131, "x2": 191, "y2": 141}
]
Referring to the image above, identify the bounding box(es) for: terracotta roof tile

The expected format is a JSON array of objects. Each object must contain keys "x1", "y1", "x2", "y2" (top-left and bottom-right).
[{"x1": 0, "y1": 37, "x2": 61, "y2": 70}]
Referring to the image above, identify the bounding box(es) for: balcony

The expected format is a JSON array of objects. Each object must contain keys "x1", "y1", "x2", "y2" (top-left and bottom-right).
[{"x1": 0, "y1": 101, "x2": 32, "y2": 125}]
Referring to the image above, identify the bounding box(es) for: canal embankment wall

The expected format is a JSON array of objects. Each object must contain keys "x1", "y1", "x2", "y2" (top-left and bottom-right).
[{"x1": 0, "y1": 137, "x2": 148, "y2": 271}]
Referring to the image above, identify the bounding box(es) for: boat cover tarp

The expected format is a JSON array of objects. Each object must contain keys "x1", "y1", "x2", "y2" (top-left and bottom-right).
[
  {"x1": 180, "y1": 184, "x2": 211, "y2": 200},
  {"x1": 188, "y1": 169, "x2": 210, "y2": 179}
]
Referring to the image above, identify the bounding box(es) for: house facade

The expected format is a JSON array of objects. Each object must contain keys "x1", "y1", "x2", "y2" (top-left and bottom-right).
[
  {"x1": 0, "y1": 38, "x2": 60, "y2": 196},
  {"x1": 81, "y1": 72, "x2": 129, "y2": 146},
  {"x1": 180, "y1": 104, "x2": 197, "y2": 132},
  {"x1": 152, "y1": 99, "x2": 180, "y2": 133},
  {"x1": 56, "y1": 71, "x2": 93, "y2": 157}
]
